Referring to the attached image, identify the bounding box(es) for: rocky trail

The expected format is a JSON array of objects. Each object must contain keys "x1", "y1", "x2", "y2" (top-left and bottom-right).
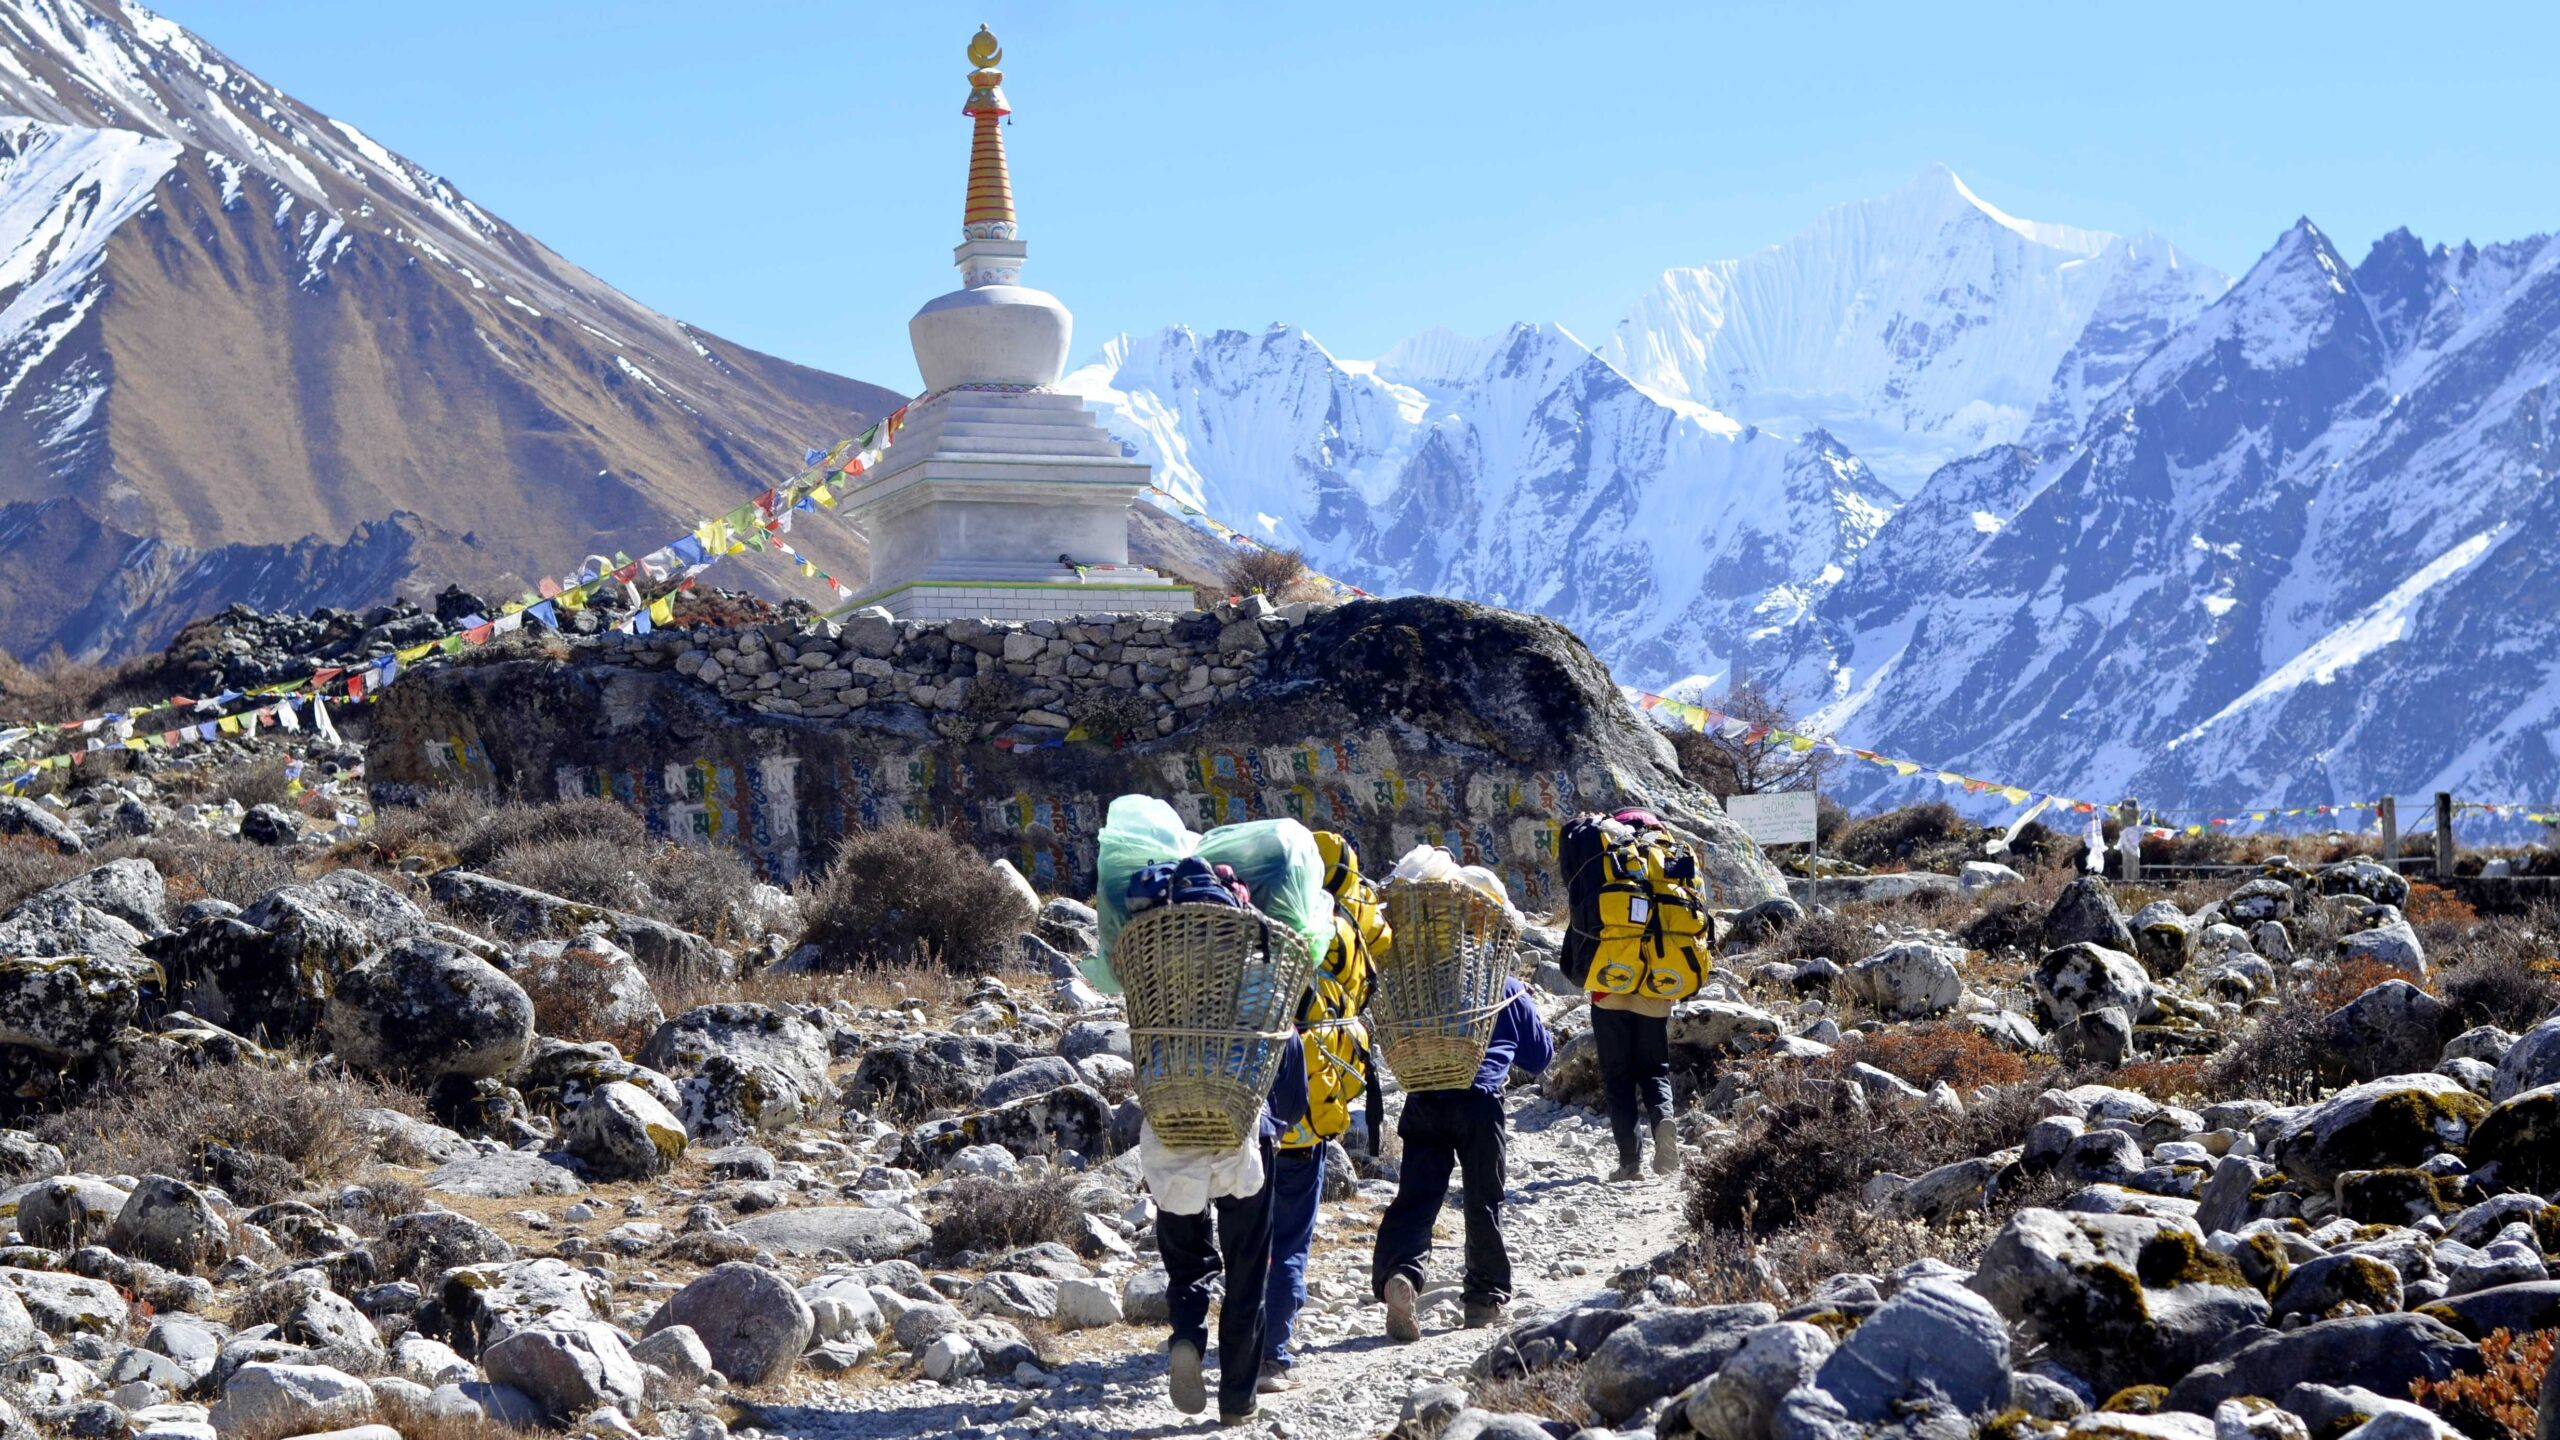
[{"x1": 757, "y1": 1100, "x2": 1680, "y2": 1440}]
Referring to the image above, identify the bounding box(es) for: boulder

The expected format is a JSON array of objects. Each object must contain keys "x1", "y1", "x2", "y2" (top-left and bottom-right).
[
  {"x1": 2270, "y1": 1253, "x2": 2404, "y2": 1321},
  {"x1": 1056, "y1": 1020, "x2": 1129, "y2": 1065},
  {"x1": 236, "y1": 804, "x2": 300, "y2": 846},
  {"x1": 1053, "y1": 1278, "x2": 1121, "y2": 1331},
  {"x1": 976, "y1": 1055, "x2": 1081, "y2": 1110},
  {"x1": 512, "y1": 1037, "x2": 683, "y2": 1121},
  {"x1": 105, "y1": 1177, "x2": 231, "y2": 1275},
  {"x1": 31, "y1": 859, "x2": 166, "y2": 934},
  {"x1": 426, "y1": 869, "x2": 723, "y2": 979},
  {"x1": 726, "y1": 1207, "x2": 929, "y2": 1261},
  {"x1": 0, "y1": 955, "x2": 156, "y2": 1059},
  {"x1": 2321, "y1": 858, "x2": 2410, "y2": 907},
  {"x1": 1843, "y1": 942, "x2": 1966, "y2": 1020},
  {"x1": 381, "y1": 1211, "x2": 513, "y2": 1282},
  {"x1": 1813, "y1": 1278, "x2": 2009, "y2": 1422},
  {"x1": 0, "y1": 797, "x2": 80, "y2": 854},
  {"x1": 1962, "y1": 862, "x2": 2026, "y2": 893},
  {"x1": 2046, "y1": 877, "x2": 2137, "y2": 952},
  {"x1": 2323, "y1": 981, "x2": 2452, "y2": 1083},
  {"x1": 897, "y1": 1082, "x2": 1116, "y2": 1170},
  {"x1": 1970, "y1": 1208, "x2": 2268, "y2": 1397},
  {"x1": 643, "y1": 1263, "x2": 813, "y2": 1386},
  {"x1": 2129, "y1": 902, "x2": 2195, "y2": 978},
  {"x1": 1580, "y1": 1303, "x2": 1776, "y2": 1424},
  {"x1": 563, "y1": 1082, "x2": 688, "y2": 1182},
  {"x1": 2269, "y1": 1074, "x2": 2488, "y2": 1185},
  {"x1": 2338, "y1": 907, "x2": 2427, "y2": 978},
  {"x1": 2493, "y1": 1016, "x2": 2560, "y2": 1102},
  {"x1": 1680, "y1": 1321, "x2": 1833, "y2": 1440},
  {"x1": 18, "y1": 1176, "x2": 131, "y2": 1249},
  {"x1": 636, "y1": 1004, "x2": 830, "y2": 1138},
  {"x1": 799, "y1": 1278, "x2": 885, "y2": 1345},
  {"x1": 2163, "y1": 1314, "x2": 2476, "y2": 1414},
  {"x1": 2466, "y1": 1083, "x2": 2560, "y2": 1193},
  {"x1": 322, "y1": 938, "x2": 535, "y2": 1084},
  {"x1": 424, "y1": 1151, "x2": 585, "y2": 1199},
  {"x1": 627, "y1": 1325, "x2": 715, "y2": 1390},
  {"x1": 2035, "y1": 944, "x2": 2156, "y2": 1029},
  {"x1": 0, "y1": 888, "x2": 151, "y2": 966},
  {"x1": 209, "y1": 1362, "x2": 373, "y2": 1437},
  {"x1": 435, "y1": 1258, "x2": 614, "y2": 1356},
  {"x1": 144, "y1": 891, "x2": 372, "y2": 1040},
  {"x1": 2419, "y1": 1281, "x2": 2560, "y2": 1339},
  {"x1": 2226, "y1": 879, "x2": 2296, "y2": 925},
  {"x1": 480, "y1": 1317, "x2": 645, "y2": 1418}
]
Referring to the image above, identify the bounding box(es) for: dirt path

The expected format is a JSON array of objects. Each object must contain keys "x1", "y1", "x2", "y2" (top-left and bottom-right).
[{"x1": 755, "y1": 1096, "x2": 1679, "y2": 1440}]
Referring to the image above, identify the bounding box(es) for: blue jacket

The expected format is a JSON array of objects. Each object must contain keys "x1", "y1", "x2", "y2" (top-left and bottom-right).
[
  {"x1": 1473, "y1": 977, "x2": 1555, "y2": 1095},
  {"x1": 1262, "y1": 1037, "x2": 1309, "y2": 1143}
]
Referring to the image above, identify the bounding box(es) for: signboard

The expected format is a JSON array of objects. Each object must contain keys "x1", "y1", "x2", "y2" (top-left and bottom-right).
[{"x1": 1725, "y1": 790, "x2": 1818, "y2": 847}]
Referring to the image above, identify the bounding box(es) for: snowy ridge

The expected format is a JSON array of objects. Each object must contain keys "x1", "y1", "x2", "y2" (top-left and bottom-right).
[
  {"x1": 1603, "y1": 166, "x2": 2227, "y2": 493},
  {"x1": 1069, "y1": 320, "x2": 1897, "y2": 684},
  {"x1": 0, "y1": 114, "x2": 173, "y2": 403}
]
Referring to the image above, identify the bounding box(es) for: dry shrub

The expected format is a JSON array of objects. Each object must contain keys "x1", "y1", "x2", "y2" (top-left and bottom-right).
[
  {"x1": 930, "y1": 1174, "x2": 1082, "y2": 1255},
  {"x1": 350, "y1": 788, "x2": 503, "y2": 869},
  {"x1": 1684, "y1": 1070, "x2": 2044, "y2": 1236},
  {"x1": 368, "y1": 1390, "x2": 543, "y2": 1440},
  {"x1": 643, "y1": 842, "x2": 762, "y2": 942},
  {"x1": 657, "y1": 958, "x2": 973, "y2": 1023},
  {"x1": 1830, "y1": 803, "x2": 1972, "y2": 873},
  {"x1": 1467, "y1": 1361, "x2": 1594, "y2": 1429},
  {"x1": 1219, "y1": 544, "x2": 1314, "y2": 603},
  {"x1": 0, "y1": 835, "x2": 90, "y2": 911},
  {"x1": 1837, "y1": 1024, "x2": 2033, "y2": 1090},
  {"x1": 518, "y1": 947, "x2": 660, "y2": 1053},
  {"x1": 2435, "y1": 922, "x2": 2560, "y2": 1033},
  {"x1": 1678, "y1": 1189, "x2": 2038, "y2": 1307},
  {"x1": 2410, "y1": 1326, "x2": 2552, "y2": 1440},
  {"x1": 454, "y1": 797, "x2": 649, "y2": 871},
  {"x1": 484, "y1": 834, "x2": 646, "y2": 910},
  {"x1": 210, "y1": 756, "x2": 296, "y2": 810},
  {"x1": 2308, "y1": 955, "x2": 2427, "y2": 1011},
  {"x1": 104, "y1": 834, "x2": 299, "y2": 907},
  {"x1": 2405, "y1": 882, "x2": 2480, "y2": 928},
  {"x1": 0, "y1": 649, "x2": 151, "y2": 724},
  {"x1": 798, "y1": 823, "x2": 1034, "y2": 972},
  {"x1": 1068, "y1": 687, "x2": 1160, "y2": 745},
  {"x1": 2203, "y1": 991, "x2": 2331, "y2": 1103},
  {"x1": 34, "y1": 1056, "x2": 422, "y2": 1207}
]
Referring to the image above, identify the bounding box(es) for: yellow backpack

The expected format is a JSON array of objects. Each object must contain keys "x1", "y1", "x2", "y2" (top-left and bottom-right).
[
  {"x1": 1282, "y1": 834, "x2": 1387, "y2": 1150},
  {"x1": 1588, "y1": 831, "x2": 1713, "y2": 1001}
]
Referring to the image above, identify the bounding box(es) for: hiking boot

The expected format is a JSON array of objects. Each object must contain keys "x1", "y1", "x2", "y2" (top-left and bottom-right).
[
  {"x1": 1219, "y1": 1403, "x2": 1262, "y2": 1426},
  {"x1": 1382, "y1": 1273, "x2": 1421, "y2": 1343},
  {"x1": 1652, "y1": 1118, "x2": 1681, "y2": 1176},
  {"x1": 1257, "y1": 1363, "x2": 1296, "y2": 1394},
  {"x1": 1463, "y1": 1299, "x2": 1509, "y2": 1329},
  {"x1": 1608, "y1": 1157, "x2": 1644, "y2": 1184},
  {"x1": 1168, "y1": 1337, "x2": 1206, "y2": 1415}
]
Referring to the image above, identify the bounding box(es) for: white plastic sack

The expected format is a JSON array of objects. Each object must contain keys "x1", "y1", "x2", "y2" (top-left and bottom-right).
[{"x1": 1137, "y1": 1119, "x2": 1266, "y2": 1215}]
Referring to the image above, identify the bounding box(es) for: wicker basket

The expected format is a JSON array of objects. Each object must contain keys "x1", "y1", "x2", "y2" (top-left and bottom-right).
[
  {"x1": 1371, "y1": 880, "x2": 1524, "y2": 1091},
  {"x1": 1115, "y1": 903, "x2": 1316, "y2": 1152}
]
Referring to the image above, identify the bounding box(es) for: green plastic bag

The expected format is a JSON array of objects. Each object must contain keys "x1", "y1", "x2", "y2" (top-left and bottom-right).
[{"x1": 1086, "y1": 794, "x2": 1335, "y2": 994}]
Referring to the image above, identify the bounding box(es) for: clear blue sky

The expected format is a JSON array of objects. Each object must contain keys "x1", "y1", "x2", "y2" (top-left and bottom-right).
[{"x1": 157, "y1": 1, "x2": 2560, "y2": 395}]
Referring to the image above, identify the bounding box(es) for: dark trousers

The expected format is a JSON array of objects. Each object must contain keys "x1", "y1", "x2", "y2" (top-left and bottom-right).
[
  {"x1": 1593, "y1": 1004, "x2": 1673, "y2": 1164},
  {"x1": 1261, "y1": 1145, "x2": 1326, "y2": 1371},
  {"x1": 1157, "y1": 1134, "x2": 1276, "y2": 1415},
  {"x1": 1370, "y1": 1088, "x2": 1511, "y2": 1306}
]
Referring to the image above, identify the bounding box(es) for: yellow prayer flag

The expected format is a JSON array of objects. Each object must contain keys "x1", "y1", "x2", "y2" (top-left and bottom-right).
[{"x1": 649, "y1": 596, "x2": 675, "y2": 624}]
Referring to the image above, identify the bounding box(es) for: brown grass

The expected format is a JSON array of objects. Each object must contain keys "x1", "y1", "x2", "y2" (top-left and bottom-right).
[
  {"x1": 2108, "y1": 1056, "x2": 2215, "y2": 1103},
  {"x1": 33, "y1": 1055, "x2": 424, "y2": 1207},
  {"x1": 929, "y1": 1174, "x2": 1084, "y2": 1256},
  {"x1": 2405, "y1": 882, "x2": 2480, "y2": 928},
  {"x1": 0, "y1": 834, "x2": 91, "y2": 911},
  {"x1": 1466, "y1": 1360, "x2": 1595, "y2": 1430},
  {"x1": 2410, "y1": 1327, "x2": 2552, "y2": 1440},
  {"x1": 103, "y1": 834, "x2": 300, "y2": 907},
  {"x1": 1684, "y1": 1070, "x2": 2044, "y2": 1236},
  {"x1": 1833, "y1": 1023, "x2": 2034, "y2": 1090},
  {"x1": 1830, "y1": 802, "x2": 1973, "y2": 873},
  {"x1": 2434, "y1": 923, "x2": 2560, "y2": 1033},
  {"x1": 797, "y1": 823, "x2": 1035, "y2": 972}
]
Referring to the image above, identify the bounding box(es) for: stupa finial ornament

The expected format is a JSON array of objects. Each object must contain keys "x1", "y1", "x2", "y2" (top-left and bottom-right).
[{"x1": 957, "y1": 23, "x2": 1019, "y2": 282}]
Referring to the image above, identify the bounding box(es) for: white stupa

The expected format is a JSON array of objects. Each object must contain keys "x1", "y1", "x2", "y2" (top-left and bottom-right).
[{"x1": 836, "y1": 26, "x2": 1186, "y2": 621}]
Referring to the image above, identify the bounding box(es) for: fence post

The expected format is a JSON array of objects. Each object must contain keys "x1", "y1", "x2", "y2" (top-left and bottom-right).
[
  {"x1": 2117, "y1": 798, "x2": 2142, "y2": 883},
  {"x1": 2378, "y1": 796, "x2": 2398, "y2": 870},
  {"x1": 2434, "y1": 791, "x2": 2456, "y2": 879}
]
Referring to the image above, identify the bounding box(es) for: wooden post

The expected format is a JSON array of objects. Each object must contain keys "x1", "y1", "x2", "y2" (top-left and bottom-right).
[
  {"x1": 2117, "y1": 798, "x2": 2142, "y2": 883},
  {"x1": 2435, "y1": 792, "x2": 2456, "y2": 880},
  {"x1": 2378, "y1": 796, "x2": 2399, "y2": 871}
]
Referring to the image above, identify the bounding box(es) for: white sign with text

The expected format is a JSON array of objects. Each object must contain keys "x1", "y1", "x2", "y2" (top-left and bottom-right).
[{"x1": 1725, "y1": 790, "x2": 1818, "y2": 847}]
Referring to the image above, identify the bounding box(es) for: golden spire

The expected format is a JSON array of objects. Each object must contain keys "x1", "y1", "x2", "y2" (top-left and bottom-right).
[{"x1": 960, "y1": 24, "x2": 1015, "y2": 242}]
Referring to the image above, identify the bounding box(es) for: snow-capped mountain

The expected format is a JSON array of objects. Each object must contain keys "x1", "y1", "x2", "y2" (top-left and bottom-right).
[
  {"x1": 0, "y1": 0, "x2": 914, "y2": 659},
  {"x1": 1068, "y1": 321, "x2": 1896, "y2": 684},
  {"x1": 1780, "y1": 217, "x2": 2560, "y2": 813},
  {"x1": 1604, "y1": 166, "x2": 2227, "y2": 493}
]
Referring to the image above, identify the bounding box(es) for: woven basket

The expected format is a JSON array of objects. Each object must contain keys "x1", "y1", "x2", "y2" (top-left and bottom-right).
[
  {"x1": 1371, "y1": 880, "x2": 1524, "y2": 1091},
  {"x1": 1115, "y1": 903, "x2": 1316, "y2": 1152}
]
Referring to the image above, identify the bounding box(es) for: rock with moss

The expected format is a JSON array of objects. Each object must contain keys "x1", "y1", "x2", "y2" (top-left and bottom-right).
[
  {"x1": 1580, "y1": 1303, "x2": 1777, "y2": 1426},
  {"x1": 0, "y1": 955, "x2": 155, "y2": 1062},
  {"x1": 636, "y1": 1003, "x2": 830, "y2": 1139},
  {"x1": 144, "y1": 887, "x2": 376, "y2": 1039},
  {"x1": 2268, "y1": 1074, "x2": 2488, "y2": 1186},
  {"x1": 2319, "y1": 858, "x2": 2410, "y2": 908},
  {"x1": 2035, "y1": 945, "x2": 2156, "y2": 1031},
  {"x1": 2493, "y1": 1016, "x2": 2560, "y2": 1102},
  {"x1": 2321, "y1": 981, "x2": 2451, "y2": 1083},
  {"x1": 103, "y1": 1176, "x2": 230, "y2": 1275},
  {"x1": 1844, "y1": 942, "x2": 1966, "y2": 1020},
  {"x1": 322, "y1": 936, "x2": 535, "y2": 1085},
  {"x1": 2162, "y1": 1314, "x2": 2475, "y2": 1414},
  {"x1": 2337, "y1": 905, "x2": 2427, "y2": 978},
  {"x1": 1970, "y1": 1208, "x2": 2270, "y2": 1397},
  {"x1": 564, "y1": 1080, "x2": 687, "y2": 1181},
  {"x1": 2269, "y1": 1252, "x2": 2403, "y2": 1322},
  {"x1": 2466, "y1": 1082, "x2": 2560, "y2": 1193},
  {"x1": 434, "y1": 1257, "x2": 615, "y2": 1357},
  {"x1": 2128, "y1": 903, "x2": 2195, "y2": 978},
  {"x1": 897, "y1": 1081, "x2": 1116, "y2": 1170}
]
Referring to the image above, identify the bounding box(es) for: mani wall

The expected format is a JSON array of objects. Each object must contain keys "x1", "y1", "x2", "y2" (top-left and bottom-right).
[{"x1": 365, "y1": 595, "x2": 1786, "y2": 909}]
